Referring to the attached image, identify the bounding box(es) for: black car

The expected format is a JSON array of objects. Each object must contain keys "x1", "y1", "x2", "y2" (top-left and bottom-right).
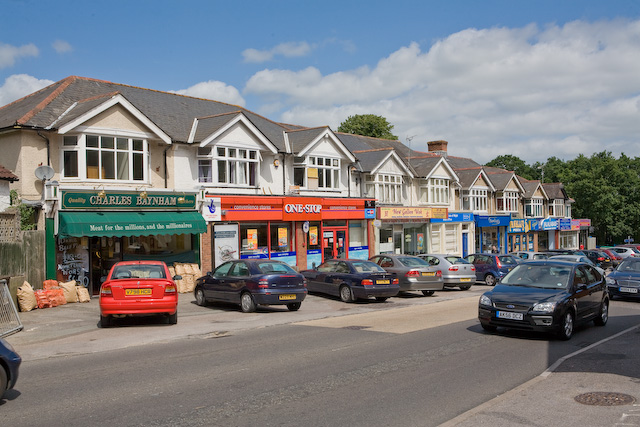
[
  {"x1": 478, "y1": 260, "x2": 608, "y2": 340},
  {"x1": 194, "y1": 259, "x2": 307, "y2": 312},
  {"x1": 582, "y1": 249, "x2": 613, "y2": 270},
  {"x1": 302, "y1": 259, "x2": 400, "y2": 302},
  {"x1": 606, "y1": 257, "x2": 640, "y2": 300},
  {"x1": 1, "y1": 337, "x2": 21, "y2": 398}
]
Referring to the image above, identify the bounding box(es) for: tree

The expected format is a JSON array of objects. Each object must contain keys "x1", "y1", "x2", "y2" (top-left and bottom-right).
[
  {"x1": 337, "y1": 114, "x2": 398, "y2": 140},
  {"x1": 485, "y1": 155, "x2": 537, "y2": 180}
]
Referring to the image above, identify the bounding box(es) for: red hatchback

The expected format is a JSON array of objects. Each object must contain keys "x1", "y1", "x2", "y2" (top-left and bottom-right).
[{"x1": 99, "y1": 261, "x2": 181, "y2": 327}]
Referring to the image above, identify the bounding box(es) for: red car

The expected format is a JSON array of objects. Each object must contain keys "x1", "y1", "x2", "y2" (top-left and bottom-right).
[{"x1": 99, "y1": 261, "x2": 181, "y2": 327}]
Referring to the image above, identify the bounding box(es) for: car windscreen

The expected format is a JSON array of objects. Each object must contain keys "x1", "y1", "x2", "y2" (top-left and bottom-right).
[
  {"x1": 501, "y1": 264, "x2": 571, "y2": 289},
  {"x1": 445, "y1": 256, "x2": 470, "y2": 264},
  {"x1": 498, "y1": 256, "x2": 518, "y2": 265},
  {"x1": 617, "y1": 259, "x2": 640, "y2": 272},
  {"x1": 257, "y1": 261, "x2": 296, "y2": 274},
  {"x1": 352, "y1": 261, "x2": 386, "y2": 273},
  {"x1": 397, "y1": 257, "x2": 431, "y2": 267}
]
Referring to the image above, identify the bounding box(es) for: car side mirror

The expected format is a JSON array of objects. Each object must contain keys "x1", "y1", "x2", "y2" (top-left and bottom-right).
[{"x1": 173, "y1": 275, "x2": 183, "y2": 281}]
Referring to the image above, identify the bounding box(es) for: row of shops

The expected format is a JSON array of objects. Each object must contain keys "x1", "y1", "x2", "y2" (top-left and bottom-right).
[{"x1": 46, "y1": 189, "x2": 590, "y2": 295}]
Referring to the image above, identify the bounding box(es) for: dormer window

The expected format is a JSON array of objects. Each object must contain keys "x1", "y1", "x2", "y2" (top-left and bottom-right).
[
  {"x1": 198, "y1": 146, "x2": 258, "y2": 186},
  {"x1": 365, "y1": 173, "x2": 402, "y2": 203},
  {"x1": 293, "y1": 155, "x2": 340, "y2": 189}
]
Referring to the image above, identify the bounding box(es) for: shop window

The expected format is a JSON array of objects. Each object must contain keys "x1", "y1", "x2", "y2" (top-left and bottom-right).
[
  {"x1": 307, "y1": 222, "x2": 321, "y2": 250},
  {"x1": 62, "y1": 134, "x2": 147, "y2": 182},
  {"x1": 240, "y1": 223, "x2": 268, "y2": 258},
  {"x1": 348, "y1": 221, "x2": 367, "y2": 246},
  {"x1": 270, "y1": 222, "x2": 293, "y2": 253}
]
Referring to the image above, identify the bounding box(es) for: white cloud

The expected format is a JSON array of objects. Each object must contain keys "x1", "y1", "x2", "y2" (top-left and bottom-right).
[
  {"x1": 0, "y1": 42, "x2": 38, "y2": 69},
  {"x1": 245, "y1": 19, "x2": 640, "y2": 163},
  {"x1": 171, "y1": 80, "x2": 246, "y2": 107},
  {"x1": 0, "y1": 74, "x2": 53, "y2": 106},
  {"x1": 242, "y1": 41, "x2": 313, "y2": 63},
  {"x1": 52, "y1": 40, "x2": 73, "y2": 54}
]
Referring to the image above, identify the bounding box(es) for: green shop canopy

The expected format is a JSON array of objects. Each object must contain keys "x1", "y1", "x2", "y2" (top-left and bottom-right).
[{"x1": 59, "y1": 211, "x2": 207, "y2": 238}]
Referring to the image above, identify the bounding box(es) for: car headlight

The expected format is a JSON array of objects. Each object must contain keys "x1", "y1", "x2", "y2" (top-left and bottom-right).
[
  {"x1": 479, "y1": 295, "x2": 492, "y2": 306},
  {"x1": 533, "y1": 302, "x2": 556, "y2": 313},
  {"x1": 605, "y1": 277, "x2": 617, "y2": 286}
]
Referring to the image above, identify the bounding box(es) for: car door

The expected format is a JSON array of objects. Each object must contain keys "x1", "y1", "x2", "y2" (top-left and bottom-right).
[
  {"x1": 583, "y1": 265, "x2": 605, "y2": 318},
  {"x1": 571, "y1": 266, "x2": 593, "y2": 321},
  {"x1": 227, "y1": 261, "x2": 251, "y2": 303},
  {"x1": 203, "y1": 261, "x2": 233, "y2": 302},
  {"x1": 312, "y1": 261, "x2": 339, "y2": 295}
]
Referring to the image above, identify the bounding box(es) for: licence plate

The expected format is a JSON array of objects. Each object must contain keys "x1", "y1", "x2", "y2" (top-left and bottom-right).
[
  {"x1": 126, "y1": 289, "x2": 152, "y2": 296},
  {"x1": 279, "y1": 294, "x2": 296, "y2": 300},
  {"x1": 497, "y1": 311, "x2": 523, "y2": 320},
  {"x1": 422, "y1": 272, "x2": 436, "y2": 276},
  {"x1": 377, "y1": 280, "x2": 390, "y2": 284},
  {"x1": 460, "y1": 278, "x2": 471, "y2": 282},
  {"x1": 619, "y1": 287, "x2": 638, "y2": 294}
]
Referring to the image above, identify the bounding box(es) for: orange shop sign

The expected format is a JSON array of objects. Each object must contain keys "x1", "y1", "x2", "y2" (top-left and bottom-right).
[
  {"x1": 282, "y1": 197, "x2": 322, "y2": 220},
  {"x1": 379, "y1": 206, "x2": 448, "y2": 220}
]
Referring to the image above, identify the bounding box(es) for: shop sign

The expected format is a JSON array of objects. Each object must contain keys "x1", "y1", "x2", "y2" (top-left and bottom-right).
[
  {"x1": 476, "y1": 215, "x2": 512, "y2": 227},
  {"x1": 559, "y1": 218, "x2": 572, "y2": 231},
  {"x1": 431, "y1": 212, "x2": 474, "y2": 223},
  {"x1": 527, "y1": 219, "x2": 540, "y2": 231},
  {"x1": 202, "y1": 197, "x2": 221, "y2": 222},
  {"x1": 571, "y1": 220, "x2": 581, "y2": 231},
  {"x1": 213, "y1": 223, "x2": 239, "y2": 267},
  {"x1": 577, "y1": 219, "x2": 591, "y2": 228},
  {"x1": 283, "y1": 198, "x2": 323, "y2": 220},
  {"x1": 61, "y1": 190, "x2": 197, "y2": 209},
  {"x1": 541, "y1": 218, "x2": 558, "y2": 230},
  {"x1": 379, "y1": 207, "x2": 448, "y2": 220},
  {"x1": 508, "y1": 219, "x2": 526, "y2": 233}
]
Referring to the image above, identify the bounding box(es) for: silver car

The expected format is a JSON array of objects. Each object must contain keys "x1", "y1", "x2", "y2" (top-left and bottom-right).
[
  {"x1": 369, "y1": 254, "x2": 444, "y2": 296},
  {"x1": 416, "y1": 254, "x2": 476, "y2": 290},
  {"x1": 611, "y1": 246, "x2": 640, "y2": 259},
  {"x1": 511, "y1": 251, "x2": 549, "y2": 260}
]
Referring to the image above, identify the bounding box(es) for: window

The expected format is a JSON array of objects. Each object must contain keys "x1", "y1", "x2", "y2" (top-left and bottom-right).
[
  {"x1": 550, "y1": 199, "x2": 565, "y2": 217},
  {"x1": 293, "y1": 155, "x2": 340, "y2": 189},
  {"x1": 525, "y1": 198, "x2": 544, "y2": 217},
  {"x1": 462, "y1": 189, "x2": 488, "y2": 212},
  {"x1": 62, "y1": 134, "x2": 147, "y2": 182},
  {"x1": 198, "y1": 146, "x2": 258, "y2": 186},
  {"x1": 424, "y1": 178, "x2": 449, "y2": 204},
  {"x1": 497, "y1": 191, "x2": 519, "y2": 212},
  {"x1": 365, "y1": 173, "x2": 402, "y2": 203}
]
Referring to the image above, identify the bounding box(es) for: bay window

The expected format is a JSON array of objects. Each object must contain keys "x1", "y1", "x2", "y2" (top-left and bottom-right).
[
  {"x1": 420, "y1": 178, "x2": 449, "y2": 204},
  {"x1": 198, "y1": 146, "x2": 258, "y2": 186},
  {"x1": 497, "y1": 191, "x2": 519, "y2": 212},
  {"x1": 293, "y1": 155, "x2": 340, "y2": 189},
  {"x1": 462, "y1": 189, "x2": 488, "y2": 212},
  {"x1": 525, "y1": 198, "x2": 544, "y2": 217}
]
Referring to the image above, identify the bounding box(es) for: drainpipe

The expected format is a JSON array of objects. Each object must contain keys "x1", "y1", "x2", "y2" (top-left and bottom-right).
[
  {"x1": 163, "y1": 145, "x2": 171, "y2": 188},
  {"x1": 36, "y1": 130, "x2": 51, "y2": 166}
]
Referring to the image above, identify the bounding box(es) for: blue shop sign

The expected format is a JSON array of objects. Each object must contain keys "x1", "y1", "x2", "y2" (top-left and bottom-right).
[
  {"x1": 541, "y1": 218, "x2": 558, "y2": 230},
  {"x1": 528, "y1": 219, "x2": 540, "y2": 231},
  {"x1": 559, "y1": 218, "x2": 572, "y2": 231},
  {"x1": 476, "y1": 215, "x2": 512, "y2": 227},
  {"x1": 508, "y1": 219, "x2": 526, "y2": 233},
  {"x1": 431, "y1": 212, "x2": 474, "y2": 223}
]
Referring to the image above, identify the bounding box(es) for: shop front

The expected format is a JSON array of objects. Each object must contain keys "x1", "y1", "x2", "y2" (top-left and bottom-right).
[
  {"x1": 507, "y1": 219, "x2": 542, "y2": 252},
  {"x1": 475, "y1": 215, "x2": 512, "y2": 253},
  {"x1": 376, "y1": 206, "x2": 448, "y2": 255},
  {"x1": 202, "y1": 195, "x2": 375, "y2": 271},
  {"x1": 48, "y1": 189, "x2": 207, "y2": 295},
  {"x1": 430, "y1": 212, "x2": 475, "y2": 257}
]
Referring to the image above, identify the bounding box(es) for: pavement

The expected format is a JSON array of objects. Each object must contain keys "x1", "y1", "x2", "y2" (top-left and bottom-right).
[{"x1": 3, "y1": 292, "x2": 640, "y2": 426}]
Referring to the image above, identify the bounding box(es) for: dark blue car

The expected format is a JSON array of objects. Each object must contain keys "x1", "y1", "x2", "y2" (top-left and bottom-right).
[
  {"x1": 1, "y1": 337, "x2": 21, "y2": 397},
  {"x1": 194, "y1": 259, "x2": 307, "y2": 312},
  {"x1": 606, "y1": 257, "x2": 640, "y2": 300},
  {"x1": 302, "y1": 259, "x2": 400, "y2": 302},
  {"x1": 465, "y1": 253, "x2": 519, "y2": 286}
]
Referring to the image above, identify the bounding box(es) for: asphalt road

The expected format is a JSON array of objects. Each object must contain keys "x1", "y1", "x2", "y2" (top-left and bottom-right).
[{"x1": 2, "y1": 289, "x2": 640, "y2": 426}]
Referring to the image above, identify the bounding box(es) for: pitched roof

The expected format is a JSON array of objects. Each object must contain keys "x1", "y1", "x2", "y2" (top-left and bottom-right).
[{"x1": 0, "y1": 164, "x2": 18, "y2": 181}]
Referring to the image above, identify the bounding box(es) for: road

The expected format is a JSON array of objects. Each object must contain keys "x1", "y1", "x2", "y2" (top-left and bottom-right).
[{"x1": 2, "y1": 288, "x2": 640, "y2": 426}]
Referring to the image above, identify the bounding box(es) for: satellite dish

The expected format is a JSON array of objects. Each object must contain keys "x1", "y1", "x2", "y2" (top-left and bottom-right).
[{"x1": 35, "y1": 165, "x2": 55, "y2": 181}]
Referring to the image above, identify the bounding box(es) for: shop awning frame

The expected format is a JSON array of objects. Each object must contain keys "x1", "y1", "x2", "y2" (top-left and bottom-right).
[{"x1": 58, "y1": 211, "x2": 207, "y2": 238}]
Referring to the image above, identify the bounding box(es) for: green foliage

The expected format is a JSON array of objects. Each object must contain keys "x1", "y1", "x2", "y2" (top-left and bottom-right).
[
  {"x1": 485, "y1": 151, "x2": 640, "y2": 245},
  {"x1": 337, "y1": 114, "x2": 398, "y2": 140},
  {"x1": 9, "y1": 189, "x2": 36, "y2": 230}
]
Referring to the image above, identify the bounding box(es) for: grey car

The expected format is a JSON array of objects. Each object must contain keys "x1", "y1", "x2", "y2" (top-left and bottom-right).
[
  {"x1": 416, "y1": 254, "x2": 477, "y2": 290},
  {"x1": 370, "y1": 254, "x2": 444, "y2": 296}
]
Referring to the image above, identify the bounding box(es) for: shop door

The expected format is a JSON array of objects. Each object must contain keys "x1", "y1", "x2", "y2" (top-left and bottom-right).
[{"x1": 322, "y1": 228, "x2": 347, "y2": 261}]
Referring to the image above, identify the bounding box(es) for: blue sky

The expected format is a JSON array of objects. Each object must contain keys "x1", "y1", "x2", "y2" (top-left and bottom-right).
[{"x1": 2, "y1": 0, "x2": 640, "y2": 163}]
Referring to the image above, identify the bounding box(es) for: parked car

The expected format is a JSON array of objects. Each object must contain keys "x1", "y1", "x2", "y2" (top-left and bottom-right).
[
  {"x1": 611, "y1": 246, "x2": 640, "y2": 259},
  {"x1": 302, "y1": 259, "x2": 399, "y2": 302},
  {"x1": 369, "y1": 254, "x2": 444, "y2": 296},
  {"x1": 548, "y1": 255, "x2": 606, "y2": 276},
  {"x1": 478, "y1": 260, "x2": 609, "y2": 340},
  {"x1": 416, "y1": 254, "x2": 476, "y2": 290},
  {"x1": 0, "y1": 338, "x2": 21, "y2": 398},
  {"x1": 194, "y1": 259, "x2": 307, "y2": 312},
  {"x1": 582, "y1": 250, "x2": 614, "y2": 270},
  {"x1": 545, "y1": 249, "x2": 586, "y2": 256},
  {"x1": 99, "y1": 260, "x2": 181, "y2": 327},
  {"x1": 511, "y1": 251, "x2": 549, "y2": 260},
  {"x1": 600, "y1": 248, "x2": 622, "y2": 268},
  {"x1": 464, "y1": 253, "x2": 519, "y2": 286},
  {"x1": 606, "y1": 257, "x2": 640, "y2": 300}
]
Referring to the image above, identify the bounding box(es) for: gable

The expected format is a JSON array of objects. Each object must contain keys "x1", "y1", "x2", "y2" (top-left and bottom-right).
[
  {"x1": 80, "y1": 104, "x2": 156, "y2": 137},
  {"x1": 505, "y1": 178, "x2": 520, "y2": 191},
  {"x1": 474, "y1": 175, "x2": 489, "y2": 188},
  {"x1": 305, "y1": 134, "x2": 350, "y2": 159},
  {"x1": 212, "y1": 121, "x2": 271, "y2": 151},
  {"x1": 377, "y1": 156, "x2": 407, "y2": 175},
  {"x1": 431, "y1": 162, "x2": 454, "y2": 179},
  {"x1": 532, "y1": 187, "x2": 545, "y2": 198}
]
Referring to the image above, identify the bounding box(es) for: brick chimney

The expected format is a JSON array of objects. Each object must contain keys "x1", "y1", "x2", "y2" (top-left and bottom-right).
[{"x1": 427, "y1": 140, "x2": 448, "y2": 156}]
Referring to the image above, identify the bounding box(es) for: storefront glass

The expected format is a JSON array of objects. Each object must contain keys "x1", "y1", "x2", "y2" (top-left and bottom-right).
[
  {"x1": 348, "y1": 220, "x2": 369, "y2": 259},
  {"x1": 240, "y1": 223, "x2": 268, "y2": 258},
  {"x1": 403, "y1": 224, "x2": 427, "y2": 255},
  {"x1": 270, "y1": 222, "x2": 296, "y2": 265},
  {"x1": 307, "y1": 221, "x2": 322, "y2": 269}
]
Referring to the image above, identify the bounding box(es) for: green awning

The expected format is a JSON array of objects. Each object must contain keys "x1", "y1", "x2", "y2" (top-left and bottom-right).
[{"x1": 58, "y1": 211, "x2": 207, "y2": 238}]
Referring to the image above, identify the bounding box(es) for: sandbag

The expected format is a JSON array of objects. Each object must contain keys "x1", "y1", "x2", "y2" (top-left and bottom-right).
[
  {"x1": 60, "y1": 280, "x2": 78, "y2": 303},
  {"x1": 17, "y1": 281, "x2": 37, "y2": 312},
  {"x1": 43, "y1": 279, "x2": 59, "y2": 290},
  {"x1": 76, "y1": 286, "x2": 91, "y2": 303},
  {"x1": 34, "y1": 289, "x2": 52, "y2": 309},
  {"x1": 190, "y1": 263, "x2": 202, "y2": 277},
  {"x1": 183, "y1": 275, "x2": 196, "y2": 293},
  {"x1": 46, "y1": 288, "x2": 67, "y2": 307}
]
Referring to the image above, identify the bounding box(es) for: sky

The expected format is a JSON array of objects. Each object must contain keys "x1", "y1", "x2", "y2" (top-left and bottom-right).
[{"x1": 2, "y1": 0, "x2": 640, "y2": 164}]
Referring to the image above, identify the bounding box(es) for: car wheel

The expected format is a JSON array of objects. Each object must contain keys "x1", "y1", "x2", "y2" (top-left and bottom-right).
[
  {"x1": 558, "y1": 311, "x2": 574, "y2": 340},
  {"x1": 195, "y1": 286, "x2": 207, "y2": 307},
  {"x1": 481, "y1": 323, "x2": 497, "y2": 332},
  {"x1": 594, "y1": 299, "x2": 609, "y2": 326},
  {"x1": 459, "y1": 285, "x2": 472, "y2": 291},
  {"x1": 421, "y1": 290, "x2": 435, "y2": 297},
  {"x1": 0, "y1": 365, "x2": 7, "y2": 397},
  {"x1": 167, "y1": 311, "x2": 178, "y2": 325},
  {"x1": 339, "y1": 285, "x2": 354, "y2": 303},
  {"x1": 100, "y1": 315, "x2": 111, "y2": 328},
  {"x1": 376, "y1": 296, "x2": 389, "y2": 302},
  {"x1": 485, "y1": 274, "x2": 496, "y2": 286},
  {"x1": 240, "y1": 292, "x2": 257, "y2": 313},
  {"x1": 287, "y1": 302, "x2": 301, "y2": 311}
]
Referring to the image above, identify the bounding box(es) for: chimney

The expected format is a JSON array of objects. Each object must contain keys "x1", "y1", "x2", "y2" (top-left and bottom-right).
[{"x1": 427, "y1": 140, "x2": 448, "y2": 157}]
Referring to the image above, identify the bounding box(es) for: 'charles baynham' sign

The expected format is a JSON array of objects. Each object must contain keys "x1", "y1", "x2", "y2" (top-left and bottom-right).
[{"x1": 61, "y1": 191, "x2": 197, "y2": 210}]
